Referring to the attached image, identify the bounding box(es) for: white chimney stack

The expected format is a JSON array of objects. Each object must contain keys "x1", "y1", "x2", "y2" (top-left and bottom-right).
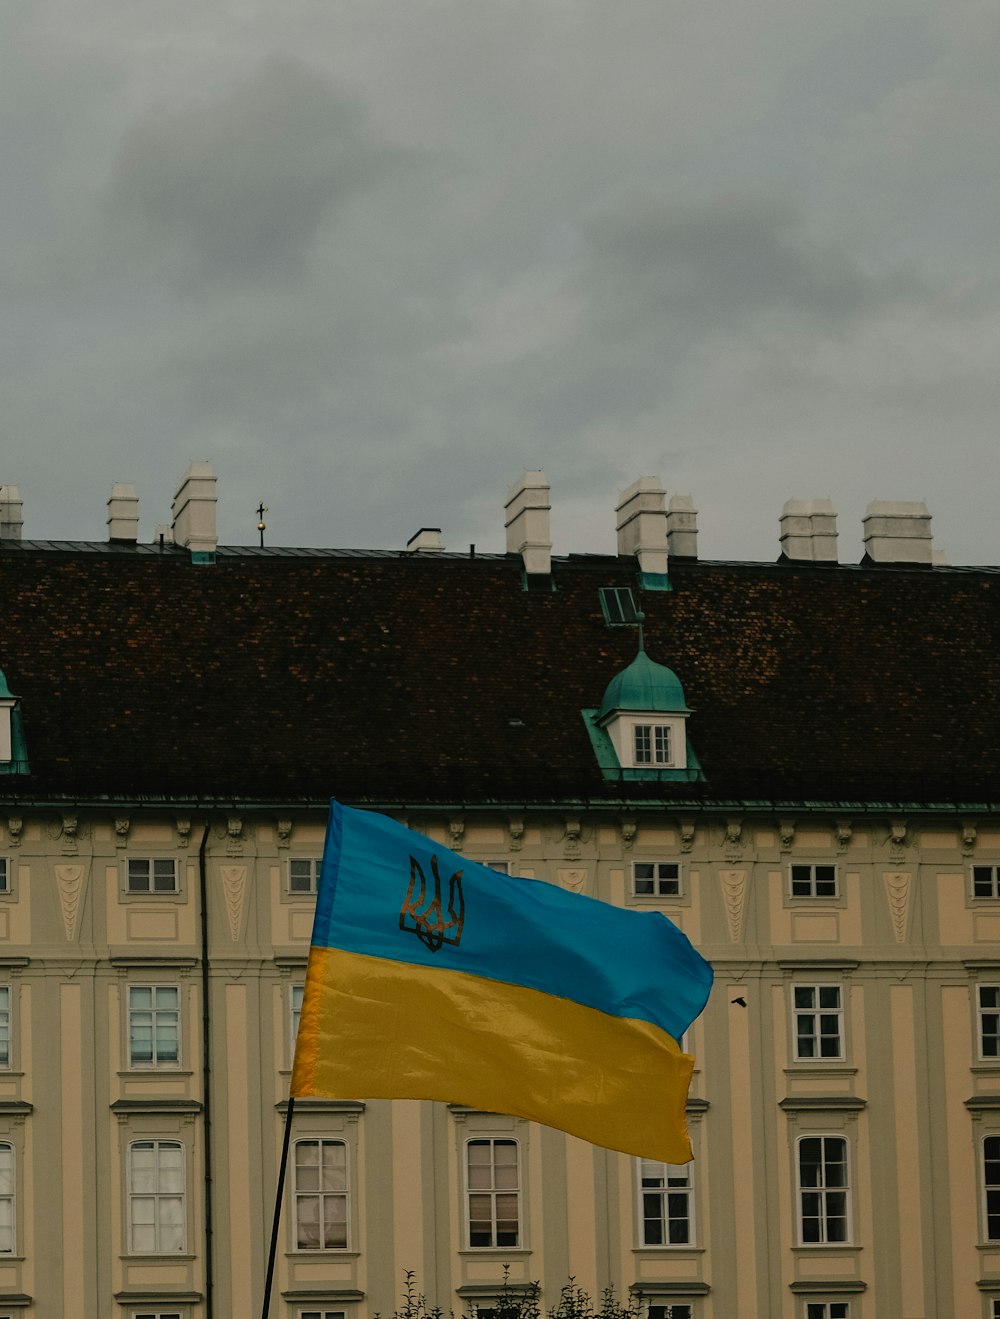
[
  {"x1": 406, "y1": 527, "x2": 445, "y2": 554},
  {"x1": 780, "y1": 498, "x2": 838, "y2": 563},
  {"x1": 666, "y1": 494, "x2": 698, "y2": 560},
  {"x1": 107, "y1": 482, "x2": 139, "y2": 543},
  {"x1": 0, "y1": 486, "x2": 23, "y2": 541},
  {"x1": 616, "y1": 476, "x2": 668, "y2": 578},
  {"x1": 505, "y1": 471, "x2": 552, "y2": 575},
  {"x1": 171, "y1": 462, "x2": 217, "y2": 560},
  {"x1": 862, "y1": 500, "x2": 932, "y2": 565}
]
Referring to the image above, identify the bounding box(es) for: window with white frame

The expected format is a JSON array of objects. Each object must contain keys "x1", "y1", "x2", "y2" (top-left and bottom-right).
[
  {"x1": 797, "y1": 1136, "x2": 851, "y2": 1244},
  {"x1": 290, "y1": 984, "x2": 304, "y2": 1060},
  {"x1": 128, "y1": 986, "x2": 180, "y2": 1068},
  {"x1": 128, "y1": 1140, "x2": 185, "y2": 1254},
  {"x1": 992, "y1": 1299, "x2": 1000, "y2": 1319},
  {"x1": 634, "y1": 723, "x2": 672, "y2": 766},
  {"x1": 980, "y1": 986, "x2": 1000, "y2": 1060},
  {"x1": 485, "y1": 861, "x2": 513, "y2": 875},
  {"x1": 294, "y1": 1139, "x2": 348, "y2": 1250},
  {"x1": 127, "y1": 858, "x2": 179, "y2": 894},
  {"x1": 0, "y1": 1143, "x2": 13, "y2": 1253},
  {"x1": 0, "y1": 859, "x2": 7, "y2": 893},
  {"x1": 793, "y1": 986, "x2": 844, "y2": 1061},
  {"x1": 289, "y1": 859, "x2": 319, "y2": 894},
  {"x1": 638, "y1": 1158, "x2": 693, "y2": 1245},
  {"x1": 299, "y1": 1311, "x2": 347, "y2": 1319},
  {"x1": 646, "y1": 1304, "x2": 693, "y2": 1319},
  {"x1": 466, "y1": 1138, "x2": 520, "y2": 1248},
  {"x1": 633, "y1": 862, "x2": 681, "y2": 898},
  {"x1": 984, "y1": 1135, "x2": 1000, "y2": 1241},
  {"x1": 974, "y1": 867, "x2": 1000, "y2": 899},
  {"x1": 0, "y1": 987, "x2": 10, "y2": 1068},
  {"x1": 805, "y1": 1304, "x2": 850, "y2": 1319},
  {"x1": 132, "y1": 1312, "x2": 184, "y2": 1319},
  {"x1": 790, "y1": 864, "x2": 838, "y2": 900}
]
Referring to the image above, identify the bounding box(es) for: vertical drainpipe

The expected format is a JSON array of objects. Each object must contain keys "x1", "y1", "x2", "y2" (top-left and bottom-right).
[{"x1": 199, "y1": 822, "x2": 216, "y2": 1319}]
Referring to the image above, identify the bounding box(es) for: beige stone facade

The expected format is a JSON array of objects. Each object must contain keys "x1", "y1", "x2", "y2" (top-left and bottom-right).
[{"x1": 0, "y1": 806, "x2": 997, "y2": 1319}]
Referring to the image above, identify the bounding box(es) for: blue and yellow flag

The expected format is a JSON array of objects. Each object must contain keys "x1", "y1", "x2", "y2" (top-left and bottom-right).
[{"x1": 291, "y1": 802, "x2": 713, "y2": 1162}]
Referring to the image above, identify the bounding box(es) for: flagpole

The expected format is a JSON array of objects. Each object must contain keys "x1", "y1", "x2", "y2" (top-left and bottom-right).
[{"x1": 260, "y1": 1095, "x2": 295, "y2": 1319}]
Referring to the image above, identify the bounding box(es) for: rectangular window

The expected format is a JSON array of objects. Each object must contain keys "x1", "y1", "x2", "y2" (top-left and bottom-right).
[
  {"x1": 806, "y1": 1305, "x2": 849, "y2": 1319},
  {"x1": 790, "y1": 864, "x2": 838, "y2": 899},
  {"x1": 793, "y1": 986, "x2": 843, "y2": 1061},
  {"x1": 291, "y1": 984, "x2": 304, "y2": 1059},
  {"x1": 633, "y1": 862, "x2": 681, "y2": 897},
  {"x1": 634, "y1": 724, "x2": 671, "y2": 766},
  {"x1": 128, "y1": 986, "x2": 180, "y2": 1068},
  {"x1": 974, "y1": 866, "x2": 1000, "y2": 899},
  {"x1": 798, "y1": 1136, "x2": 850, "y2": 1244},
  {"x1": 639, "y1": 1158, "x2": 692, "y2": 1246},
  {"x1": 980, "y1": 986, "x2": 1000, "y2": 1060},
  {"x1": 0, "y1": 859, "x2": 7, "y2": 893},
  {"x1": 486, "y1": 861, "x2": 512, "y2": 875},
  {"x1": 295, "y1": 1140, "x2": 348, "y2": 1250},
  {"x1": 289, "y1": 859, "x2": 319, "y2": 894},
  {"x1": 127, "y1": 858, "x2": 178, "y2": 894},
  {"x1": 0, "y1": 988, "x2": 10, "y2": 1068},
  {"x1": 599, "y1": 586, "x2": 639, "y2": 626},
  {"x1": 993, "y1": 1300, "x2": 1000, "y2": 1319},
  {"x1": 466, "y1": 1138, "x2": 520, "y2": 1248},
  {"x1": 647, "y1": 1306, "x2": 692, "y2": 1319},
  {"x1": 300, "y1": 1312, "x2": 347, "y2": 1319},
  {"x1": 133, "y1": 1312, "x2": 184, "y2": 1319},
  {"x1": 128, "y1": 1140, "x2": 185, "y2": 1254},
  {"x1": 984, "y1": 1136, "x2": 1000, "y2": 1241},
  {"x1": 0, "y1": 1144, "x2": 13, "y2": 1254}
]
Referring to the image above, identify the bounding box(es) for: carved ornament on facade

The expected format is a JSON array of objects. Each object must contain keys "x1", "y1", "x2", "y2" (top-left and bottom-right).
[
  {"x1": 888, "y1": 819, "x2": 908, "y2": 864},
  {"x1": 778, "y1": 819, "x2": 795, "y2": 852},
  {"x1": 60, "y1": 813, "x2": 79, "y2": 855},
  {"x1": 724, "y1": 818, "x2": 743, "y2": 864},
  {"x1": 276, "y1": 819, "x2": 292, "y2": 850},
  {"x1": 176, "y1": 817, "x2": 191, "y2": 848},
  {"x1": 6, "y1": 817, "x2": 22, "y2": 848},
  {"x1": 883, "y1": 871, "x2": 912, "y2": 943},
  {"x1": 835, "y1": 819, "x2": 852, "y2": 854},
  {"x1": 55, "y1": 863, "x2": 87, "y2": 941},
  {"x1": 563, "y1": 817, "x2": 583, "y2": 860},
  {"x1": 114, "y1": 817, "x2": 130, "y2": 848},
  {"x1": 507, "y1": 816, "x2": 524, "y2": 852},
  {"x1": 226, "y1": 815, "x2": 244, "y2": 857},
  {"x1": 557, "y1": 868, "x2": 588, "y2": 893},
  {"x1": 719, "y1": 870, "x2": 749, "y2": 943},
  {"x1": 678, "y1": 819, "x2": 695, "y2": 854},
  {"x1": 962, "y1": 822, "x2": 977, "y2": 857},
  {"x1": 620, "y1": 817, "x2": 637, "y2": 851},
  {"x1": 220, "y1": 865, "x2": 248, "y2": 942},
  {"x1": 448, "y1": 818, "x2": 465, "y2": 851}
]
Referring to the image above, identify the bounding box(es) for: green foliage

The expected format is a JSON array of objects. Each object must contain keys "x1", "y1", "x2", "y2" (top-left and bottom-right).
[{"x1": 376, "y1": 1270, "x2": 642, "y2": 1319}]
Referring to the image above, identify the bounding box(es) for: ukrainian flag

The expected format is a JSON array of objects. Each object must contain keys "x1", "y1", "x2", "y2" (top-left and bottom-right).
[{"x1": 291, "y1": 802, "x2": 712, "y2": 1162}]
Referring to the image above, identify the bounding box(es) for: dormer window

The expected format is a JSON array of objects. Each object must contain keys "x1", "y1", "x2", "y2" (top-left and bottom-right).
[
  {"x1": 0, "y1": 670, "x2": 28, "y2": 776},
  {"x1": 581, "y1": 646, "x2": 703, "y2": 782}
]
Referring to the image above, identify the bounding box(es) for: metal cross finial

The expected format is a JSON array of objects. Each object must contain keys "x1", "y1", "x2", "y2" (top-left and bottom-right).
[{"x1": 256, "y1": 502, "x2": 268, "y2": 548}]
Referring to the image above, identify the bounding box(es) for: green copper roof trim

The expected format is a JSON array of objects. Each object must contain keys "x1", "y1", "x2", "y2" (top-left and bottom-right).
[
  {"x1": 581, "y1": 709, "x2": 706, "y2": 783},
  {"x1": 0, "y1": 668, "x2": 29, "y2": 776},
  {"x1": 597, "y1": 647, "x2": 692, "y2": 719},
  {"x1": 638, "y1": 570, "x2": 671, "y2": 591}
]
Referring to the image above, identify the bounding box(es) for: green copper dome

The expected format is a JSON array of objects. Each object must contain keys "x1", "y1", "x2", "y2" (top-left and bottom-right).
[{"x1": 597, "y1": 648, "x2": 691, "y2": 720}]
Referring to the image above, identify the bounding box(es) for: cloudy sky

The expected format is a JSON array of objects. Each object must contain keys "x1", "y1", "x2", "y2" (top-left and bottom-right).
[{"x1": 3, "y1": 1, "x2": 999, "y2": 563}]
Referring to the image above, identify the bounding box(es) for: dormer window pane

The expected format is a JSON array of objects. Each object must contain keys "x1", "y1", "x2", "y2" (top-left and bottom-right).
[
  {"x1": 635, "y1": 726, "x2": 652, "y2": 763},
  {"x1": 634, "y1": 724, "x2": 671, "y2": 766}
]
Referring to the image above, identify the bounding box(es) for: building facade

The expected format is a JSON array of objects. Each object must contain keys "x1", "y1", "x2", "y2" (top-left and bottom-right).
[{"x1": 0, "y1": 469, "x2": 998, "y2": 1319}]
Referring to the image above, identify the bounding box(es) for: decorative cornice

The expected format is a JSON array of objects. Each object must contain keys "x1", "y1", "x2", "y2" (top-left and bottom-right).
[
  {"x1": 277, "y1": 1099, "x2": 365, "y2": 1116},
  {"x1": 779, "y1": 1095, "x2": 866, "y2": 1113},
  {"x1": 111, "y1": 1099, "x2": 202, "y2": 1115},
  {"x1": 789, "y1": 1280, "x2": 866, "y2": 1295},
  {"x1": 282, "y1": 1289, "x2": 366, "y2": 1302},
  {"x1": 630, "y1": 1282, "x2": 711, "y2": 1297},
  {"x1": 966, "y1": 1095, "x2": 1000, "y2": 1113}
]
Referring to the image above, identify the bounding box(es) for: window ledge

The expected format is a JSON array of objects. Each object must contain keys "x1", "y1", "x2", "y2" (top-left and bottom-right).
[
  {"x1": 117, "y1": 1070, "x2": 195, "y2": 1079},
  {"x1": 277, "y1": 1099, "x2": 365, "y2": 1116},
  {"x1": 791, "y1": 1246, "x2": 861, "y2": 1255},
  {"x1": 972, "y1": 1063, "x2": 1000, "y2": 1075},
  {"x1": 784, "y1": 1066, "x2": 858, "y2": 1078},
  {"x1": 789, "y1": 1280, "x2": 867, "y2": 1295},
  {"x1": 119, "y1": 1255, "x2": 198, "y2": 1264},
  {"x1": 966, "y1": 1095, "x2": 1000, "y2": 1112},
  {"x1": 0, "y1": 1101, "x2": 31, "y2": 1115},
  {"x1": 282, "y1": 1289, "x2": 365, "y2": 1302},
  {"x1": 0, "y1": 958, "x2": 29, "y2": 969},
  {"x1": 458, "y1": 1249, "x2": 531, "y2": 1258},
  {"x1": 287, "y1": 1250, "x2": 360, "y2": 1260},
  {"x1": 111, "y1": 1099, "x2": 202, "y2": 1116},
  {"x1": 109, "y1": 954, "x2": 198, "y2": 969},
  {"x1": 629, "y1": 1282, "x2": 710, "y2": 1297},
  {"x1": 779, "y1": 1095, "x2": 866, "y2": 1113},
  {"x1": 779, "y1": 959, "x2": 858, "y2": 971},
  {"x1": 632, "y1": 1246, "x2": 705, "y2": 1256}
]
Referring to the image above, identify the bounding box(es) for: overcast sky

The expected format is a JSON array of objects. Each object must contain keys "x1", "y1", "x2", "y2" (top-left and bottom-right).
[{"x1": 3, "y1": 1, "x2": 999, "y2": 564}]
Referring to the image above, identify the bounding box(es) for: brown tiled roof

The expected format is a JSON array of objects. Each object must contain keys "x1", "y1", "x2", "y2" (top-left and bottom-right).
[{"x1": 1, "y1": 542, "x2": 999, "y2": 808}]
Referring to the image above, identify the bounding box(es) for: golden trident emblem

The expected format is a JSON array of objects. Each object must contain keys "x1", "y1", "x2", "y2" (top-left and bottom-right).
[{"x1": 399, "y1": 853, "x2": 465, "y2": 952}]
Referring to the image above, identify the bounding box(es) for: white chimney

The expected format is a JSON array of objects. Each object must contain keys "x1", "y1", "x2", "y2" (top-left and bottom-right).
[
  {"x1": 107, "y1": 482, "x2": 139, "y2": 542},
  {"x1": 862, "y1": 500, "x2": 932, "y2": 565},
  {"x1": 0, "y1": 486, "x2": 23, "y2": 541},
  {"x1": 171, "y1": 461, "x2": 217, "y2": 559},
  {"x1": 780, "y1": 498, "x2": 838, "y2": 563},
  {"x1": 505, "y1": 471, "x2": 552, "y2": 575},
  {"x1": 666, "y1": 494, "x2": 698, "y2": 560},
  {"x1": 616, "y1": 476, "x2": 668, "y2": 577},
  {"x1": 406, "y1": 527, "x2": 445, "y2": 554}
]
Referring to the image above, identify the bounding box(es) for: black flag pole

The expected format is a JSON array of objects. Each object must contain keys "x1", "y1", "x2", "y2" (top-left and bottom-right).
[{"x1": 260, "y1": 1095, "x2": 296, "y2": 1319}]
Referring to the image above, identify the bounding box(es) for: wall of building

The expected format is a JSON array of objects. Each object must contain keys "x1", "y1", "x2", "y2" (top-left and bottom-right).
[{"x1": 0, "y1": 807, "x2": 996, "y2": 1318}]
